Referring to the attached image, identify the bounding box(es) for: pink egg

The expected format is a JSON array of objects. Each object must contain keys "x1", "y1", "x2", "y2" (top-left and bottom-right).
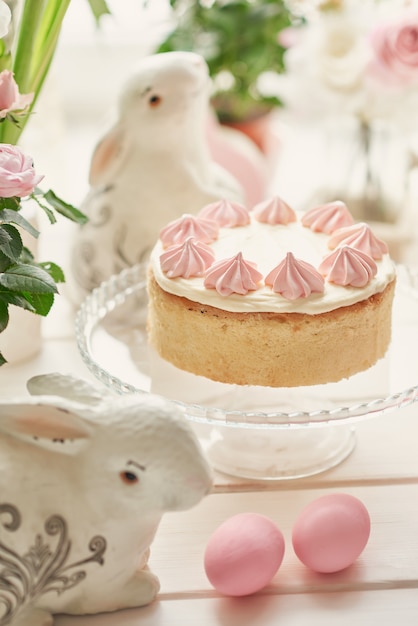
[
  {"x1": 204, "y1": 512, "x2": 285, "y2": 596},
  {"x1": 292, "y1": 493, "x2": 371, "y2": 573}
]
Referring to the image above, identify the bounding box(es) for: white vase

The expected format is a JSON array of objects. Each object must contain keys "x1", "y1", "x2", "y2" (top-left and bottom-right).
[
  {"x1": 0, "y1": 306, "x2": 42, "y2": 364},
  {"x1": 308, "y1": 116, "x2": 415, "y2": 261}
]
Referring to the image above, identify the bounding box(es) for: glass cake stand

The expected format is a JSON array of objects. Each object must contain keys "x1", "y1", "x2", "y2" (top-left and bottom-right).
[{"x1": 75, "y1": 263, "x2": 418, "y2": 480}]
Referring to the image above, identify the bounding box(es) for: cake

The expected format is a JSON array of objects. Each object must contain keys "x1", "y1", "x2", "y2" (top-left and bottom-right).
[{"x1": 147, "y1": 197, "x2": 396, "y2": 387}]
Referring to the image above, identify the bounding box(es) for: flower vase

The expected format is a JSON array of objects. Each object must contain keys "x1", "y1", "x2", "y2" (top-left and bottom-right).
[{"x1": 309, "y1": 117, "x2": 415, "y2": 261}]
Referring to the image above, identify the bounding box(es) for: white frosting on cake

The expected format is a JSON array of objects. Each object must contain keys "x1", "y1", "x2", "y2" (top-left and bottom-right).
[{"x1": 150, "y1": 212, "x2": 396, "y2": 314}]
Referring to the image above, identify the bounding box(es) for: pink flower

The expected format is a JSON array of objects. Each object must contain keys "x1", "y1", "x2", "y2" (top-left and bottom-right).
[
  {"x1": 277, "y1": 26, "x2": 304, "y2": 49},
  {"x1": 0, "y1": 70, "x2": 34, "y2": 119},
  {"x1": 0, "y1": 144, "x2": 43, "y2": 197},
  {"x1": 369, "y1": 11, "x2": 418, "y2": 86}
]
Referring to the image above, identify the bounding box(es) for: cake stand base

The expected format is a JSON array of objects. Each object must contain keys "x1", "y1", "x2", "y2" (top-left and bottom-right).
[{"x1": 199, "y1": 424, "x2": 356, "y2": 481}]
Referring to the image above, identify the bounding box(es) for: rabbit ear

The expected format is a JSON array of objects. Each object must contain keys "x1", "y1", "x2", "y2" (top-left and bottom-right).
[
  {"x1": 89, "y1": 124, "x2": 129, "y2": 187},
  {"x1": 27, "y1": 373, "x2": 107, "y2": 407},
  {"x1": 0, "y1": 402, "x2": 93, "y2": 454}
]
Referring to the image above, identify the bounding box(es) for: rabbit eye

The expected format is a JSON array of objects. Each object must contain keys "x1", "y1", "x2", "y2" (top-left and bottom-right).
[
  {"x1": 120, "y1": 471, "x2": 139, "y2": 485},
  {"x1": 149, "y1": 94, "x2": 162, "y2": 107}
]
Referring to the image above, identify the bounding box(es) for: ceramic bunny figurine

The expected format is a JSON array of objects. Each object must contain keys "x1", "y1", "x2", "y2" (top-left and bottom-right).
[
  {"x1": 0, "y1": 374, "x2": 212, "y2": 626},
  {"x1": 69, "y1": 51, "x2": 243, "y2": 302}
]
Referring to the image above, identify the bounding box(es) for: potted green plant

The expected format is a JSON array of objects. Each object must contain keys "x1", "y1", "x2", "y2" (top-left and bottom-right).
[{"x1": 155, "y1": 0, "x2": 296, "y2": 150}]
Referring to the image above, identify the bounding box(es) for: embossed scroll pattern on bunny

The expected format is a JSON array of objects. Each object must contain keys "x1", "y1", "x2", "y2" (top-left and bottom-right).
[
  {"x1": 69, "y1": 51, "x2": 243, "y2": 304},
  {"x1": 0, "y1": 374, "x2": 212, "y2": 626},
  {"x1": 0, "y1": 505, "x2": 107, "y2": 625}
]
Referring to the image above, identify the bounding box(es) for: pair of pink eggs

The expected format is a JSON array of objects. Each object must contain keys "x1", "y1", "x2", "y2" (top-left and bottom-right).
[{"x1": 204, "y1": 493, "x2": 371, "y2": 597}]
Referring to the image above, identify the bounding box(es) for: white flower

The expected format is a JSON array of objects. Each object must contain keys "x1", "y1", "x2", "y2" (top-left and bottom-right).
[
  {"x1": 313, "y1": 12, "x2": 369, "y2": 91},
  {"x1": 272, "y1": 1, "x2": 418, "y2": 128},
  {"x1": 0, "y1": 1, "x2": 11, "y2": 39}
]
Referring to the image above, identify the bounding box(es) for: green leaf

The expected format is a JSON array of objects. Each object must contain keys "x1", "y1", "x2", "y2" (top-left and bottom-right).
[
  {"x1": 0, "y1": 291, "x2": 36, "y2": 313},
  {"x1": 0, "y1": 209, "x2": 39, "y2": 238},
  {"x1": 0, "y1": 351, "x2": 6, "y2": 366},
  {"x1": 0, "y1": 225, "x2": 23, "y2": 262},
  {"x1": 0, "y1": 227, "x2": 12, "y2": 246},
  {"x1": 85, "y1": 0, "x2": 112, "y2": 23},
  {"x1": 30, "y1": 192, "x2": 56, "y2": 224},
  {"x1": 0, "y1": 250, "x2": 12, "y2": 272},
  {"x1": 42, "y1": 190, "x2": 88, "y2": 225},
  {"x1": 19, "y1": 246, "x2": 35, "y2": 264},
  {"x1": 0, "y1": 264, "x2": 58, "y2": 294},
  {"x1": 0, "y1": 197, "x2": 21, "y2": 211},
  {"x1": 39, "y1": 261, "x2": 65, "y2": 283},
  {"x1": 0, "y1": 297, "x2": 9, "y2": 332},
  {"x1": 23, "y1": 291, "x2": 54, "y2": 317}
]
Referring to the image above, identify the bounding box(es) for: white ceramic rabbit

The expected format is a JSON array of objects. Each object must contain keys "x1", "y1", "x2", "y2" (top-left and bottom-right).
[
  {"x1": 69, "y1": 51, "x2": 243, "y2": 302},
  {"x1": 0, "y1": 373, "x2": 212, "y2": 626}
]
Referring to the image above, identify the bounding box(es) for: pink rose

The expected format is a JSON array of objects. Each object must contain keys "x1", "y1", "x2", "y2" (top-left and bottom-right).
[
  {"x1": 0, "y1": 70, "x2": 34, "y2": 119},
  {"x1": 369, "y1": 11, "x2": 418, "y2": 86},
  {"x1": 0, "y1": 144, "x2": 44, "y2": 198}
]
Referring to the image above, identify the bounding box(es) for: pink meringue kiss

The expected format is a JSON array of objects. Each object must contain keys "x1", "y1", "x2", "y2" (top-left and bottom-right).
[
  {"x1": 160, "y1": 237, "x2": 215, "y2": 278},
  {"x1": 328, "y1": 222, "x2": 389, "y2": 260},
  {"x1": 319, "y1": 246, "x2": 377, "y2": 287},
  {"x1": 204, "y1": 252, "x2": 263, "y2": 296},
  {"x1": 266, "y1": 252, "x2": 325, "y2": 300},
  {"x1": 198, "y1": 198, "x2": 250, "y2": 227},
  {"x1": 302, "y1": 201, "x2": 354, "y2": 234},
  {"x1": 252, "y1": 196, "x2": 297, "y2": 225},
  {"x1": 159, "y1": 214, "x2": 219, "y2": 248}
]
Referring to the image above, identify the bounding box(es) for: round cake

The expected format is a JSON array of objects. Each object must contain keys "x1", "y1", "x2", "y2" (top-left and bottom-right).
[{"x1": 147, "y1": 197, "x2": 396, "y2": 387}]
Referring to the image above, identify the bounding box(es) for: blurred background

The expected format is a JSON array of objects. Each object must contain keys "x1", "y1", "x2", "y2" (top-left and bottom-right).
[{"x1": 23, "y1": 0, "x2": 418, "y2": 262}]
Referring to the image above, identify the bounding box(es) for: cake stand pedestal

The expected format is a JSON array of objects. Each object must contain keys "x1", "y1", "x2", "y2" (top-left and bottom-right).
[
  {"x1": 200, "y1": 423, "x2": 355, "y2": 481},
  {"x1": 75, "y1": 263, "x2": 418, "y2": 481}
]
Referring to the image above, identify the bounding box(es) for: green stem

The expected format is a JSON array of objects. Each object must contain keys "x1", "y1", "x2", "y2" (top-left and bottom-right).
[
  {"x1": 12, "y1": 0, "x2": 47, "y2": 94},
  {"x1": 0, "y1": 0, "x2": 71, "y2": 145},
  {"x1": 30, "y1": 0, "x2": 72, "y2": 95}
]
